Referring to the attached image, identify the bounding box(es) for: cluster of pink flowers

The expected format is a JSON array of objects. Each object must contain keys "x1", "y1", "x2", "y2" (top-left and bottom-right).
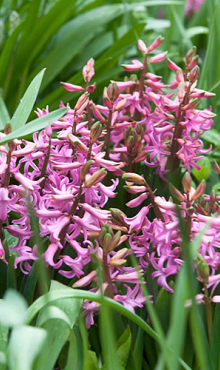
[{"x1": 0, "y1": 35, "x2": 219, "y2": 326}]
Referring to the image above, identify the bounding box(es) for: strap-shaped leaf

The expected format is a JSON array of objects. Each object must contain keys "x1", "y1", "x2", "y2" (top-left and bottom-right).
[
  {"x1": 11, "y1": 69, "x2": 46, "y2": 131},
  {"x1": 0, "y1": 108, "x2": 67, "y2": 145}
]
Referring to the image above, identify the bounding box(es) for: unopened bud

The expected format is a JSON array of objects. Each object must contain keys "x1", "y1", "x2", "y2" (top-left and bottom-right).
[
  {"x1": 110, "y1": 208, "x2": 128, "y2": 227},
  {"x1": 213, "y1": 161, "x2": 220, "y2": 174},
  {"x1": 183, "y1": 98, "x2": 199, "y2": 111},
  {"x1": 108, "y1": 230, "x2": 121, "y2": 252},
  {"x1": 122, "y1": 172, "x2": 146, "y2": 185},
  {"x1": 68, "y1": 134, "x2": 89, "y2": 153},
  {"x1": 107, "y1": 83, "x2": 120, "y2": 102},
  {"x1": 80, "y1": 160, "x2": 93, "y2": 182},
  {"x1": 191, "y1": 180, "x2": 206, "y2": 201},
  {"x1": 127, "y1": 135, "x2": 135, "y2": 152},
  {"x1": 178, "y1": 82, "x2": 185, "y2": 102},
  {"x1": 185, "y1": 46, "x2": 197, "y2": 66},
  {"x1": 84, "y1": 168, "x2": 107, "y2": 187},
  {"x1": 90, "y1": 121, "x2": 102, "y2": 143},
  {"x1": 167, "y1": 58, "x2": 180, "y2": 72},
  {"x1": 103, "y1": 232, "x2": 113, "y2": 254},
  {"x1": 138, "y1": 39, "x2": 148, "y2": 54},
  {"x1": 75, "y1": 92, "x2": 89, "y2": 112},
  {"x1": 188, "y1": 66, "x2": 200, "y2": 83},
  {"x1": 188, "y1": 56, "x2": 199, "y2": 69},
  {"x1": 196, "y1": 254, "x2": 209, "y2": 284},
  {"x1": 182, "y1": 172, "x2": 192, "y2": 194},
  {"x1": 210, "y1": 191, "x2": 216, "y2": 207},
  {"x1": 169, "y1": 183, "x2": 185, "y2": 202},
  {"x1": 148, "y1": 36, "x2": 164, "y2": 52}
]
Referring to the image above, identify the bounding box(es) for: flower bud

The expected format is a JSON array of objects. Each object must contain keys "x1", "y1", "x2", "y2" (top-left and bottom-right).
[
  {"x1": 210, "y1": 191, "x2": 217, "y2": 208},
  {"x1": 177, "y1": 82, "x2": 185, "y2": 102},
  {"x1": 176, "y1": 70, "x2": 184, "y2": 83},
  {"x1": 188, "y1": 56, "x2": 199, "y2": 69},
  {"x1": 167, "y1": 58, "x2": 180, "y2": 72},
  {"x1": 61, "y1": 82, "x2": 85, "y2": 92},
  {"x1": 196, "y1": 254, "x2": 209, "y2": 284},
  {"x1": 169, "y1": 183, "x2": 185, "y2": 202},
  {"x1": 80, "y1": 160, "x2": 93, "y2": 182},
  {"x1": 108, "y1": 230, "x2": 121, "y2": 252},
  {"x1": 148, "y1": 35, "x2": 164, "y2": 52},
  {"x1": 188, "y1": 66, "x2": 200, "y2": 83},
  {"x1": 75, "y1": 92, "x2": 90, "y2": 112},
  {"x1": 191, "y1": 180, "x2": 206, "y2": 201},
  {"x1": 68, "y1": 134, "x2": 89, "y2": 153},
  {"x1": 110, "y1": 208, "x2": 128, "y2": 227},
  {"x1": 148, "y1": 51, "x2": 167, "y2": 64},
  {"x1": 84, "y1": 168, "x2": 107, "y2": 187},
  {"x1": 138, "y1": 39, "x2": 148, "y2": 54},
  {"x1": 182, "y1": 172, "x2": 192, "y2": 194},
  {"x1": 183, "y1": 98, "x2": 199, "y2": 111},
  {"x1": 106, "y1": 82, "x2": 120, "y2": 102},
  {"x1": 213, "y1": 161, "x2": 220, "y2": 174},
  {"x1": 185, "y1": 46, "x2": 197, "y2": 66},
  {"x1": 122, "y1": 172, "x2": 146, "y2": 185},
  {"x1": 90, "y1": 121, "x2": 102, "y2": 143},
  {"x1": 103, "y1": 232, "x2": 113, "y2": 254}
]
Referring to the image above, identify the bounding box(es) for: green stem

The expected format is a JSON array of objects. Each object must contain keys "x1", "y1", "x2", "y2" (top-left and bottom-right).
[
  {"x1": 103, "y1": 252, "x2": 114, "y2": 299},
  {"x1": 59, "y1": 184, "x2": 83, "y2": 245},
  {"x1": 39, "y1": 137, "x2": 51, "y2": 195},
  {"x1": 204, "y1": 283, "x2": 212, "y2": 347},
  {"x1": 104, "y1": 108, "x2": 113, "y2": 160}
]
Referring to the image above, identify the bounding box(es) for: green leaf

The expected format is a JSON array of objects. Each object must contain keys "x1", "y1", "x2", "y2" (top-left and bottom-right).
[
  {"x1": 192, "y1": 157, "x2": 211, "y2": 181},
  {"x1": 212, "y1": 182, "x2": 220, "y2": 194},
  {"x1": 0, "y1": 108, "x2": 68, "y2": 145},
  {"x1": 211, "y1": 303, "x2": 220, "y2": 369},
  {"x1": 0, "y1": 324, "x2": 8, "y2": 367},
  {"x1": 185, "y1": 26, "x2": 208, "y2": 39},
  {"x1": 201, "y1": 129, "x2": 220, "y2": 146},
  {"x1": 116, "y1": 326, "x2": 132, "y2": 368},
  {"x1": 7, "y1": 255, "x2": 17, "y2": 290},
  {"x1": 0, "y1": 290, "x2": 27, "y2": 327},
  {"x1": 8, "y1": 325, "x2": 47, "y2": 370},
  {"x1": 10, "y1": 69, "x2": 45, "y2": 131},
  {"x1": 34, "y1": 281, "x2": 82, "y2": 370},
  {"x1": 155, "y1": 288, "x2": 170, "y2": 333},
  {"x1": 37, "y1": 305, "x2": 72, "y2": 328},
  {"x1": 33, "y1": 4, "x2": 127, "y2": 91},
  {"x1": 0, "y1": 94, "x2": 10, "y2": 130}
]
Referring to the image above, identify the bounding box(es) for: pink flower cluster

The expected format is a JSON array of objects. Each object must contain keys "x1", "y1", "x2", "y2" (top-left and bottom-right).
[{"x1": 0, "y1": 36, "x2": 218, "y2": 326}]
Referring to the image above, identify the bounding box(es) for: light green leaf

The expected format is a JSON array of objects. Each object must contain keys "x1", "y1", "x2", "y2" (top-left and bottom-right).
[
  {"x1": 185, "y1": 26, "x2": 208, "y2": 39},
  {"x1": 37, "y1": 305, "x2": 72, "y2": 328},
  {"x1": 202, "y1": 129, "x2": 220, "y2": 147},
  {"x1": 0, "y1": 108, "x2": 68, "y2": 145},
  {"x1": 0, "y1": 290, "x2": 27, "y2": 327},
  {"x1": 192, "y1": 157, "x2": 211, "y2": 181},
  {"x1": 8, "y1": 325, "x2": 47, "y2": 370},
  {"x1": 11, "y1": 69, "x2": 45, "y2": 131}
]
